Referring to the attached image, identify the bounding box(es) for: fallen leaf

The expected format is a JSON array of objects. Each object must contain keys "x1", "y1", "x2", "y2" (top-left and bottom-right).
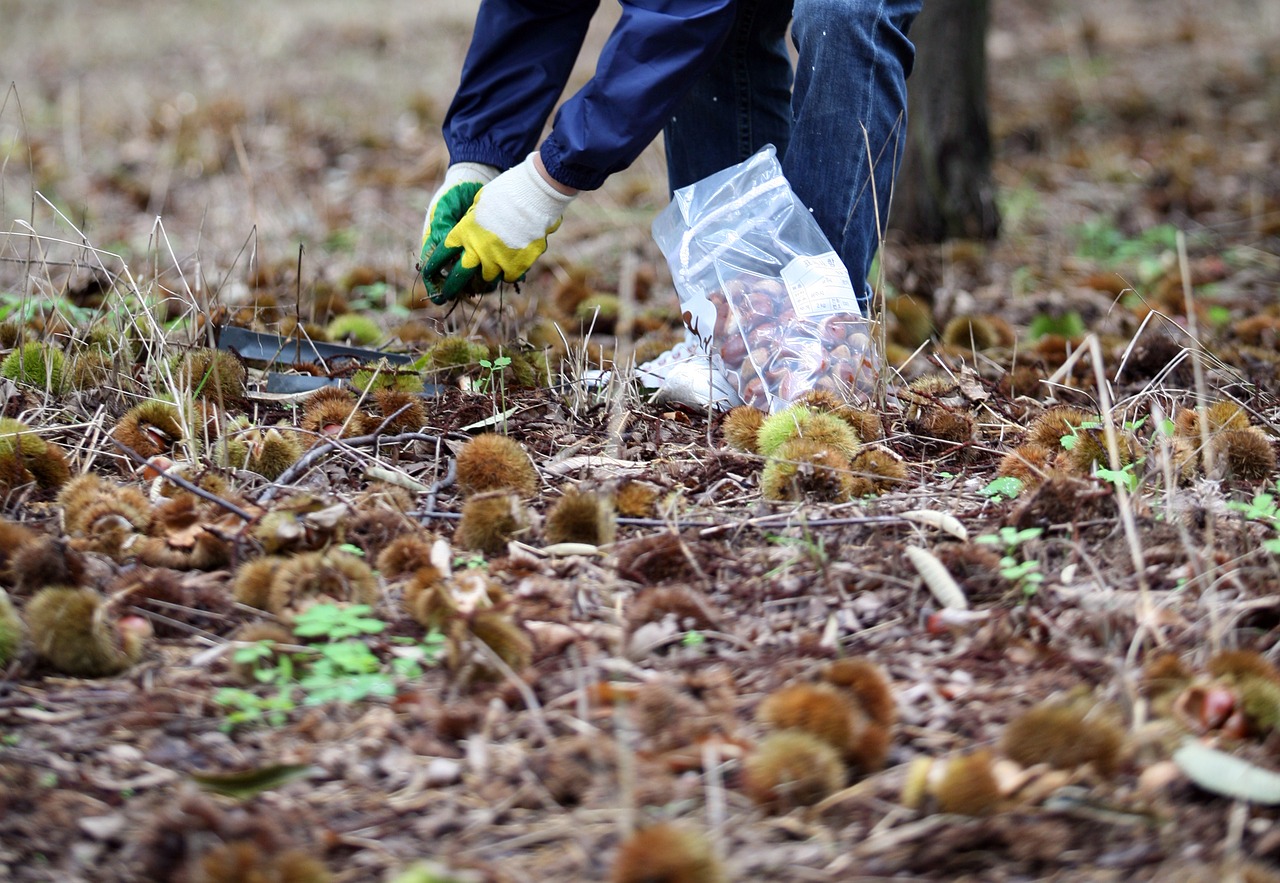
[
  {"x1": 1173, "y1": 740, "x2": 1280, "y2": 804},
  {"x1": 190, "y1": 763, "x2": 315, "y2": 800}
]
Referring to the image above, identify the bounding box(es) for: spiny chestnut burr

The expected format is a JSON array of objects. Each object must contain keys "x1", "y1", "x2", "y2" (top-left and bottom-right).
[
  {"x1": 375, "y1": 532, "x2": 438, "y2": 580},
  {"x1": 756, "y1": 404, "x2": 861, "y2": 459},
  {"x1": 1210, "y1": 427, "x2": 1276, "y2": 481},
  {"x1": 544, "y1": 487, "x2": 616, "y2": 546},
  {"x1": 721, "y1": 405, "x2": 765, "y2": 453},
  {"x1": 614, "y1": 479, "x2": 661, "y2": 518},
  {"x1": 299, "y1": 387, "x2": 370, "y2": 438},
  {"x1": 997, "y1": 442, "x2": 1056, "y2": 487},
  {"x1": 1001, "y1": 701, "x2": 1124, "y2": 775},
  {"x1": 846, "y1": 445, "x2": 908, "y2": 498},
  {"x1": 742, "y1": 729, "x2": 846, "y2": 811},
  {"x1": 759, "y1": 437, "x2": 854, "y2": 503},
  {"x1": 756, "y1": 681, "x2": 868, "y2": 763},
  {"x1": 1207, "y1": 649, "x2": 1280, "y2": 684},
  {"x1": 230, "y1": 556, "x2": 286, "y2": 610},
  {"x1": 0, "y1": 417, "x2": 71, "y2": 493},
  {"x1": 455, "y1": 492, "x2": 530, "y2": 556},
  {"x1": 25, "y1": 586, "x2": 151, "y2": 677},
  {"x1": 0, "y1": 589, "x2": 23, "y2": 668},
  {"x1": 1026, "y1": 405, "x2": 1096, "y2": 449},
  {"x1": 935, "y1": 749, "x2": 1002, "y2": 816},
  {"x1": 111, "y1": 400, "x2": 185, "y2": 459},
  {"x1": 455, "y1": 433, "x2": 540, "y2": 498},
  {"x1": 196, "y1": 840, "x2": 330, "y2": 883},
  {"x1": 823, "y1": 658, "x2": 897, "y2": 729},
  {"x1": 610, "y1": 822, "x2": 725, "y2": 883},
  {"x1": 268, "y1": 549, "x2": 379, "y2": 616},
  {"x1": 173, "y1": 346, "x2": 246, "y2": 402}
]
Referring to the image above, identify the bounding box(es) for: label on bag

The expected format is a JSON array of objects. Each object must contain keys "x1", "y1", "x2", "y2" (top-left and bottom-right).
[{"x1": 781, "y1": 253, "x2": 861, "y2": 318}]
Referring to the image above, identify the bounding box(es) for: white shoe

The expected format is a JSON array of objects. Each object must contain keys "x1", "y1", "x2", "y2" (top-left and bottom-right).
[
  {"x1": 582, "y1": 332, "x2": 743, "y2": 410},
  {"x1": 635, "y1": 332, "x2": 743, "y2": 410}
]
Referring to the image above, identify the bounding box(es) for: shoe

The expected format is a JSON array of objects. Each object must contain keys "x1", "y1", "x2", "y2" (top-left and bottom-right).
[
  {"x1": 635, "y1": 332, "x2": 743, "y2": 410},
  {"x1": 581, "y1": 332, "x2": 743, "y2": 410}
]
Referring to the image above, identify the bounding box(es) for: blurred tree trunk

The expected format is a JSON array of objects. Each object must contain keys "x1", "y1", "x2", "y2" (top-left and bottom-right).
[{"x1": 890, "y1": 0, "x2": 1000, "y2": 242}]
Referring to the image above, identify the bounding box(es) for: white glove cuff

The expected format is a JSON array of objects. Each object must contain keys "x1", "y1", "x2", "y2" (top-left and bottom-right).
[
  {"x1": 443, "y1": 161, "x2": 500, "y2": 188},
  {"x1": 508, "y1": 153, "x2": 577, "y2": 218}
]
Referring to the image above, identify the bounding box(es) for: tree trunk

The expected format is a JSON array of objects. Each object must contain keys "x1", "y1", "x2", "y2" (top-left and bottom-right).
[{"x1": 890, "y1": 0, "x2": 1000, "y2": 243}]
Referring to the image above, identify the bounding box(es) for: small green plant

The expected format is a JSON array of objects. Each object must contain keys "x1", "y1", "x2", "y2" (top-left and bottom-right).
[
  {"x1": 1074, "y1": 219, "x2": 1179, "y2": 264},
  {"x1": 212, "y1": 682, "x2": 296, "y2": 729},
  {"x1": 1059, "y1": 417, "x2": 1144, "y2": 447},
  {"x1": 1027, "y1": 311, "x2": 1086, "y2": 341},
  {"x1": 475, "y1": 352, "x2": 513, "y2": 431},
  {"x1": 1227, "y1": 486, "x2": 1280, "y2": 555},
  {"x1": 764, "y1": 531, "x2": 829, "y2": 580},
  {"x1": 213, "y1": 604, "x2": 444, "y2": 731},
  {"x1": 1059, "y1": 419, "x2": 1102, "y2": 451},
  {"x1": 292, "y1": 603, "x2": 385, "y2": 641},
  {"x1": 476, "y1": 354, "x2": 511, "y2": 393},
  {"x1": 980, "y1": 475, "x2": 1024, "y2": 502},
  {"x1": 1096, "y1": 462, "x2": 1142, "y2": 494},
  {"x1": 0, "y1": 291, "x2": 96, "y2": 325},
  {"x1": 453, "y1": 552, "x2": 487, "y2": 570},
  {"x1": 976, "y1": 526, "x2": 1046, "y2": 597}
]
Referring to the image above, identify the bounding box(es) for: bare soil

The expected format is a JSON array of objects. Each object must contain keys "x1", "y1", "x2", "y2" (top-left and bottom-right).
[{"x1": 2, "y1": 0, "x2": 1280, "y2": 881}]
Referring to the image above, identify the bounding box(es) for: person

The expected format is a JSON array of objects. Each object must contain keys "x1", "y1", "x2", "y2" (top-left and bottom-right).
[{"x1": 419, "y1": 0, "x2": 921, "y2": 406}]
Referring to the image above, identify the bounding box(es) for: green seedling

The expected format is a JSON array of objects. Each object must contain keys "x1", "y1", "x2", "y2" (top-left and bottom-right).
[
  {"x1": 213, "y1": 604, "x2": 442, "y2": 731},
  {"x1": 1059, "y1": 420, "x2": 1103, "y2": 451},
  {"x1": 292, "y1": 603, "x2": 385, "y2": 641},
  {"x1": 980, "y1": 475, "x2": 1024, "y2": 502},
  {"x1": 764, "y1": 531, "x2": 829, "y2": 580},
  {"x1": 1096, "y1": 462, "x2": 1142, "y2": 494},
  {"x1": 976, "y1": 526, "x2": 1046, "y2": 596},
  {"x1": 1227, "y1": 486, "x2": 1280, "y2": 555},
  {"x1": 476, "y1": 354, "x2": 511, "y2": 393},
  {"x1": 1027, "y1": 311, "x2": 1086, "y2": 341},
  {"x1": 453, "y1": 552, "x2": 487, "y2": 570},
  {"x1": 476, "y1": 353, "x2": 513, "y2": 431}
]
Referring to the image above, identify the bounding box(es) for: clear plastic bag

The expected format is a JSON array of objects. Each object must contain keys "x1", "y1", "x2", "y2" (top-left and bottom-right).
[{"x1": 652, "y1": 145, "x2": 878, "y2": 412}]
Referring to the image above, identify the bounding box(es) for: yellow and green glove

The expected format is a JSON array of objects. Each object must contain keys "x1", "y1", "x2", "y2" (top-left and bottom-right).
[
  {"x1": 419, "y1": 162, "x2": 499, "y2": 301},
  {"x1": 420, "y1": 153, "x2": 576, "y2": 303}
]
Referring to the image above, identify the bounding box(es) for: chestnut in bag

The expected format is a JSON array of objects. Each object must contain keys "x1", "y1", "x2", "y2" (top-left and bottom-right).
[{"x1": 652, "y1": 146, "x2": 878, "y2": 412}]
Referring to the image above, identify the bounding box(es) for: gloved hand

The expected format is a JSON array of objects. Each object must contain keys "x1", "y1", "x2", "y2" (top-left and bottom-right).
[
  {"x1": 420, "y1": 162, "x2": 500, "y2": 299},
  {"x1": 420, "y1": 153, "x2": 576, "y2": 303}
]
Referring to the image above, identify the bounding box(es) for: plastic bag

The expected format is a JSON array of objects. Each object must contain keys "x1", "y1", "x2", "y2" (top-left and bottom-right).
[{"x1": 652, "y1": 145, "x2": 878, "y2": 412}]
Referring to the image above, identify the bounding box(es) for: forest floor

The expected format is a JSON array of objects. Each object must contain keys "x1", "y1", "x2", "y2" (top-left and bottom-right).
[{"x1": 2, "y1": 0, "x2": 1280, "y2": 880}]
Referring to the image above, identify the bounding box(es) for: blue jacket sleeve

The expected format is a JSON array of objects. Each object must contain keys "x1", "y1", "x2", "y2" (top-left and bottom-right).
[{"x1": 443, "y1": 0, "x2": 737, "y2": 192}]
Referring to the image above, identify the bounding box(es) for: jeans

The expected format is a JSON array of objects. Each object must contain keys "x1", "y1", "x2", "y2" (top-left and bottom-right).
[{"x1": 663, "y1": 0, "x2": 920, "y2": 312}]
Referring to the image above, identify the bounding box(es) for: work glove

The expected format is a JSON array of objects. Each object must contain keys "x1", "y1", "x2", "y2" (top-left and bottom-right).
[
  {"x1": 419, "y1": 162, "x2": 500, "y2": 300},
  {"x1": 420, "y1": 153, "x2": 576, "y2": 303}
]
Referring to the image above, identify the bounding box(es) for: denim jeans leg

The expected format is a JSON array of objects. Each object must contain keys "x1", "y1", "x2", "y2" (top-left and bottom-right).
[
  {"x1": 787, "y1": 0, "x2": 920, "y2": 311},
  {"x1": 663, "y1": 0, "x2": 795, "y2": 191}
]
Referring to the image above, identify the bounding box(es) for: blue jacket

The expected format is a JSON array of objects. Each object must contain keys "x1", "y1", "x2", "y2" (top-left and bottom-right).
[{"x1": 443, "y1": 0, "x2": 737, "y2": 191}]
